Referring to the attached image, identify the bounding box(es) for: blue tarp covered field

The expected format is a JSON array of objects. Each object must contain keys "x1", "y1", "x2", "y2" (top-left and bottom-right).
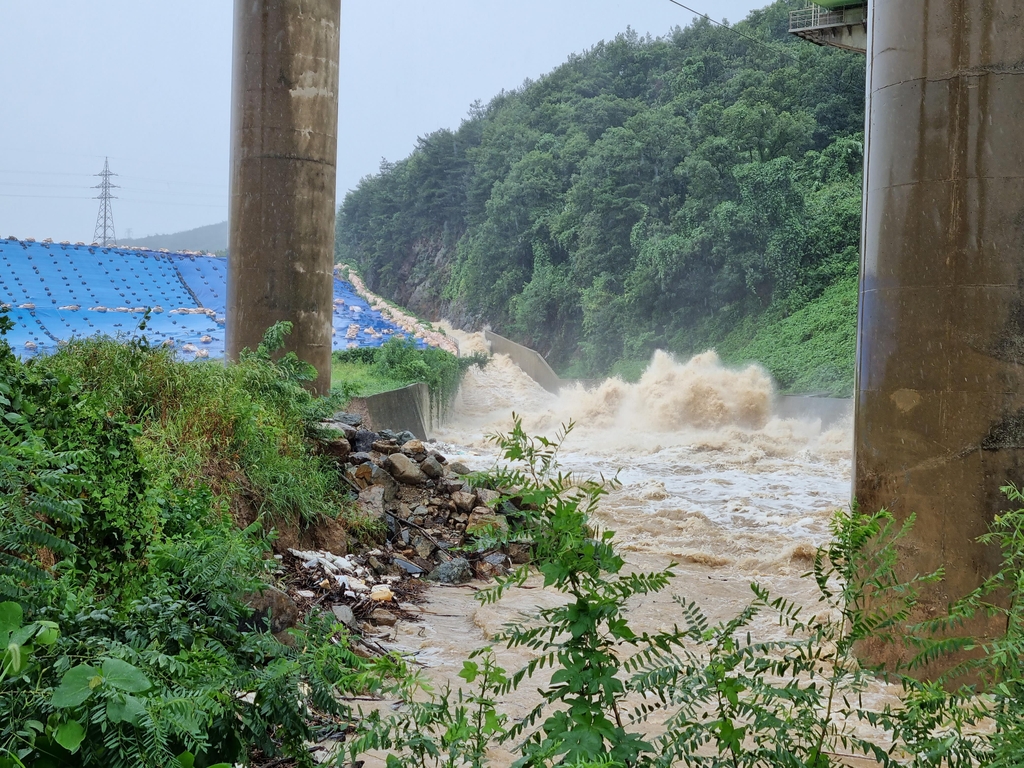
[{"x1": 0, "y1": 237, "x2": 423, "y2": 359}]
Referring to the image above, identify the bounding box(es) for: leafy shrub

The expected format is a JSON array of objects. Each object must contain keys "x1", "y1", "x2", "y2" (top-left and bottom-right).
[
  {"x1": 0, "y1": 320, "x2": 389, "y2": 767},
  {"x1": 344, "y1": 418, "x2": 1013, "y2": 767},
  {"x1": 41, "y1": 323, "x2": 343, "y2": 525},
  {"x1": 333, "y1": 337, "x2": 488, "y2": 419}
]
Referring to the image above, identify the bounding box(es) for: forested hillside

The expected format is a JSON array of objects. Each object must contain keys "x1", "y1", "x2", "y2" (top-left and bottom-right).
[{"x1": 335, "y1": 1, "x2": 865, "y2": 395}]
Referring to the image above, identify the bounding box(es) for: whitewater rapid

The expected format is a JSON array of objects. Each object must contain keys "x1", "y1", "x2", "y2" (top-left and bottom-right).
[
  {"x1": 435, "y1": 326, "x2": 851, "y2": 572},
  {"x1": 357, "y1": 328, "x2": 873, "y2": 767}
]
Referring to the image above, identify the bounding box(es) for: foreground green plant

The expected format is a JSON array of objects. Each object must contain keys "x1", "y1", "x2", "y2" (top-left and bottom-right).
[
  {"x1": 0, "y1": 322, "x2": 389, "y2": 767},
  {"x1": 332, "y1": 336, "x2": 488, "y2": 419},
  {"x1": 905, "y1": 483, "x2": 1024, "y2": 767},
  {"x1": 346, "y1": 417, "x2": 991, "y2": 768},
  {"x1": 346, "y1": 648, "x2": 508, "y2": 768}
]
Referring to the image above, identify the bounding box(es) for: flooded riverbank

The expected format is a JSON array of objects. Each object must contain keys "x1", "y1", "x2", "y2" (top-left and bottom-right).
[{"x1": 347, "y1": 331, "x2": 902, "y2": 767}]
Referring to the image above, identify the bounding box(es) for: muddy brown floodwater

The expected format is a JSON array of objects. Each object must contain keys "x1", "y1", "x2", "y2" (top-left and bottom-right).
[{"x1": 357, "y1": 328, "x2": 901, "y2": 767}]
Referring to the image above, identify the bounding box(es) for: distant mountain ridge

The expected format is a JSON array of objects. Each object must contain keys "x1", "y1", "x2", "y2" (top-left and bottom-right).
[{"x1": 121, "y1": 221, "x2": 227, "y2": 253}]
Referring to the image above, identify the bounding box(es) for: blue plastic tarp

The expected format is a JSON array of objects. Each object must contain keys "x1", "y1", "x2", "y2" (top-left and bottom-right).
[{"x1": 0, "y1": 237, "x2": 424, "y2": 360}]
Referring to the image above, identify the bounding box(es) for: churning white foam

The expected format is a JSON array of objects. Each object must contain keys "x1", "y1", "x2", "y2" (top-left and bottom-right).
[{"x1": 434, "y1": 328, "x2": 853, "y2": 563}]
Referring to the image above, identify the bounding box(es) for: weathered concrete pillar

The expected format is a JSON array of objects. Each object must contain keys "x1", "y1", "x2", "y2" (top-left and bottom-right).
[
  {"x1": 856, "y1": 0, "x2": 1024, "y2": 668},
  {"x1": 228, "y1": 0, "x2": 341, "y2": 394}
]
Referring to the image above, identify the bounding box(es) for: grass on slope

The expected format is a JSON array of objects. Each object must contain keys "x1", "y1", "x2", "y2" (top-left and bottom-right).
[{"x1": 718, "y1": 273, "x2": 858, "y2": 397}]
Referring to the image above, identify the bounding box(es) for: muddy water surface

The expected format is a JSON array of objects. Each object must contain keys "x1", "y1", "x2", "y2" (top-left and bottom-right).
[{"x1": 364, "y1": 329, "x2": 897, "y2": 766}]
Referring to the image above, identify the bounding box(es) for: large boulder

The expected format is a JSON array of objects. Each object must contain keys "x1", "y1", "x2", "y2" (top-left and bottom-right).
[
  {"x1": 426, "y1": 557, "x2": 473, "y2": 584},
  {"x1": 476, "y1": 488, "x2": 501, "y2": 508},
  {"x1": 349, "y1": 462, "x2": 399, "y2": 501},
  {"x1": 319, "y1": 419, "x2": 358, "y2": 440},
  {"x1": 420, "y1": 455, "x2": 444, "y2": 480},
  {"x1": 466, "y1": 507, "x2": 509, "y2": 536},
  {"x1": 334, "y1": 412, "x2": 363, "y2": 427},
  {"x1": 322, "y1": 437, "x2": 351, "y2": 462},
  {"x1": 385, "y1": 453, "x2": 428, "y2": 485},
  {"x1": 348, "y1": 451, "x2": 373, "y2": 465},
  {"x1": 451, "y1": 490, "x2": 477, "y2": 513},
  {"x1": 352, "y1": 429, "x2": 379, "y2": 453},
  {"x1": 241, "y1": 587, "x2": 299, "y2": 634}
]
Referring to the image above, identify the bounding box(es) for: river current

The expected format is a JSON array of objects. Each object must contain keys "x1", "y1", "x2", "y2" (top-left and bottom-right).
[{"x1": 359, "y1": 328, "x2": 892, "y2": 766}]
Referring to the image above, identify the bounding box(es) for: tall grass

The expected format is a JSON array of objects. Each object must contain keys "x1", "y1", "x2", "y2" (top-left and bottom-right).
[{"x1": 42, "y1": 330, "x2": 343, "y2": 525}]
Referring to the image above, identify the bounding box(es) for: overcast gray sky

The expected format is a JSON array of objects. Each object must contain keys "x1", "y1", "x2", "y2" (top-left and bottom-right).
[{"x1": 0, "y1": 0, "x2": 767, "y2": 243}]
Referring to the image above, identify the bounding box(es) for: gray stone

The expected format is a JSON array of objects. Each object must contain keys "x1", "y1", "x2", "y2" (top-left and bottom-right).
[
  {"x1": 420, "y1": 455, "x2": 444, "y2": 479},
  {"x1": 385, "y1": 453, "x2": 428, "y2": 485},
  {"x1": 331, "y1": 604, "x2": 356, "y2": 628},
  {"x1": 449, "y1": 461, "x2": 472, "y2": 475},
  {"x1": 241, "y1": 587, "x2": 299, "y2": 634},
  {"x1": 413, "y1": 536, "x2": 435, "y2": 560},
  {"x1": 348, "y1": 451, "x2": 373, "y2": 465},
  {"x1": 334, "y1": 412, "x2": 363, "y2": 427},
  {"x1": 357, "y1": 485, "x2": 386, "y2": 518},
  {"x1": 319, "y1": 419, "x2": 358, "y2": 440},
  {"x1": 476, "y1": 488, "x2": 501, "y2": 508},
  {"x1": 393, "y1": 555, "x2": 426, "y2": 575},
  {"x1": 452, "y1": 490, "x2": 477, "y2": 513},
  {"x1": 426, "y1": 557, "x2": 473, "y2": 584},
  {"x1": 396, "y1": 430, "x2": 417, "y2": 445},
  {"x1": 352, "y1": 429, "x2": 378, "y2": 453},
  {"x1": 370, "y1": 609, "x2": 397, "y2": 627},
  {"x1": 466, "y1": 507, "x2": 509, "y2": 536}
]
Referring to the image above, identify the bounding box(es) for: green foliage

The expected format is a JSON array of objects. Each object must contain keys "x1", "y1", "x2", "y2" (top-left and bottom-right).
[
  {"x1": 716, "y1": 271, "x2": 857, "y2": 396},
  {"x1": 336, "y1": 1, "x2": 865, "y2": 390},
  {"x1": 41, "y1": 323, "x2": 342, "y2": 525},
  {"x1": 333, "y1": 337, "x2": 488, "y2": 418},
  {"x1": 346, "y1": 648, "x2": 508, "y2": 768},
  {"x1": 904, "y1": 483, "x2": 1024, "y2": 766},
  {"x1": 344, "y1": 420, "x2": 1016, "y2": 768},
  {"x1": 0, "y1": 325, "x2": 392, "y2": 767}
]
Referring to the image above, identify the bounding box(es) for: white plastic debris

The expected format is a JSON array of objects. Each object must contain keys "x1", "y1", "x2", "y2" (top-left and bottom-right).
[{"x1": 369, "y1": 585, "x2": 393, "y2": 602}]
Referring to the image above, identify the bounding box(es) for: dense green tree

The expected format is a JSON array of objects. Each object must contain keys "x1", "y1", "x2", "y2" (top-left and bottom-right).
[{"x1": 336, "y1": 0, "x2": 865, "y2": 393}]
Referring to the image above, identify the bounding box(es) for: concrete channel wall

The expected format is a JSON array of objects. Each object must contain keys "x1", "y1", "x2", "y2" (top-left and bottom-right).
[
  {"x1": 346, "y1": 382, "x2": 433, "y2": 440},
  {"x1": 775, "y1": 395, "x2": 852, "y2": 427},
  {"x1": 484, "y1": 330, "x2": 564, "y2": 394}
]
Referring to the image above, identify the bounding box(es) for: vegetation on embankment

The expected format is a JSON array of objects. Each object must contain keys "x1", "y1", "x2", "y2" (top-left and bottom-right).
[
  {"x1": 0, "y1": 319, "x2": 389, "y2": 766},
  {"x1": 335, "y1": 0, "x2": 863, "y2": 396},
  {"x1": 332, "y1": 336, "x2": 489, "y2": 412}
]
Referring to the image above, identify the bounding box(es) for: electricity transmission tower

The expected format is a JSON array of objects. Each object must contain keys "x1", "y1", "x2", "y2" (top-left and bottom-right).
[{"x1": 92, "y1": 157, "x2": 118, "y2": 246}]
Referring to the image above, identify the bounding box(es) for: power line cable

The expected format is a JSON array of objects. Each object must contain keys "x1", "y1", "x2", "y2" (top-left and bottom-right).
[{"x1": 664, "y1": 0, "x2": 802, "y2": 64}]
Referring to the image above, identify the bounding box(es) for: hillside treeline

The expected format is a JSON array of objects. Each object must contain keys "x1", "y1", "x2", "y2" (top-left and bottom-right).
[{"x1": 335, "y1": 1, "x2": 865, "y2": 394}]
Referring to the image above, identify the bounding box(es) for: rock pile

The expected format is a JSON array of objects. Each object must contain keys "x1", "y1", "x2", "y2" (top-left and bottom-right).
[{"x1": 281, "y1": 411, "x2": 530, "y2": 634}]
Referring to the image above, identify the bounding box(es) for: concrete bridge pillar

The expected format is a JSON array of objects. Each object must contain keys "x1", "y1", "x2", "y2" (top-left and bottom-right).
[
  {"x1": 856, "y1": 0, "x2": 1024, "y2": 666},
  {"x1": 227, "y1": 0, "x2": 341, "y2": 394}
]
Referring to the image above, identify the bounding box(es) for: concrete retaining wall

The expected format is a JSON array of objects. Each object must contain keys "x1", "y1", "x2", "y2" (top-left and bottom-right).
[
  {"x1": 484, "y1": 330, "x2": 564, "y2": 393},
  {"x1": 347, "y1": 382, "x2": 433, "y2": 440},
  {"x1": 775, "y1": 395, "x2": 852, "y2": 427}
]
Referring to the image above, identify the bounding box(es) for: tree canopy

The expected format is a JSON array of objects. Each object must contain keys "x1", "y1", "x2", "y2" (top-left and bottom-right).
[{"x1": 336, "y1": 0, "x2": 865, "y2": 394}]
